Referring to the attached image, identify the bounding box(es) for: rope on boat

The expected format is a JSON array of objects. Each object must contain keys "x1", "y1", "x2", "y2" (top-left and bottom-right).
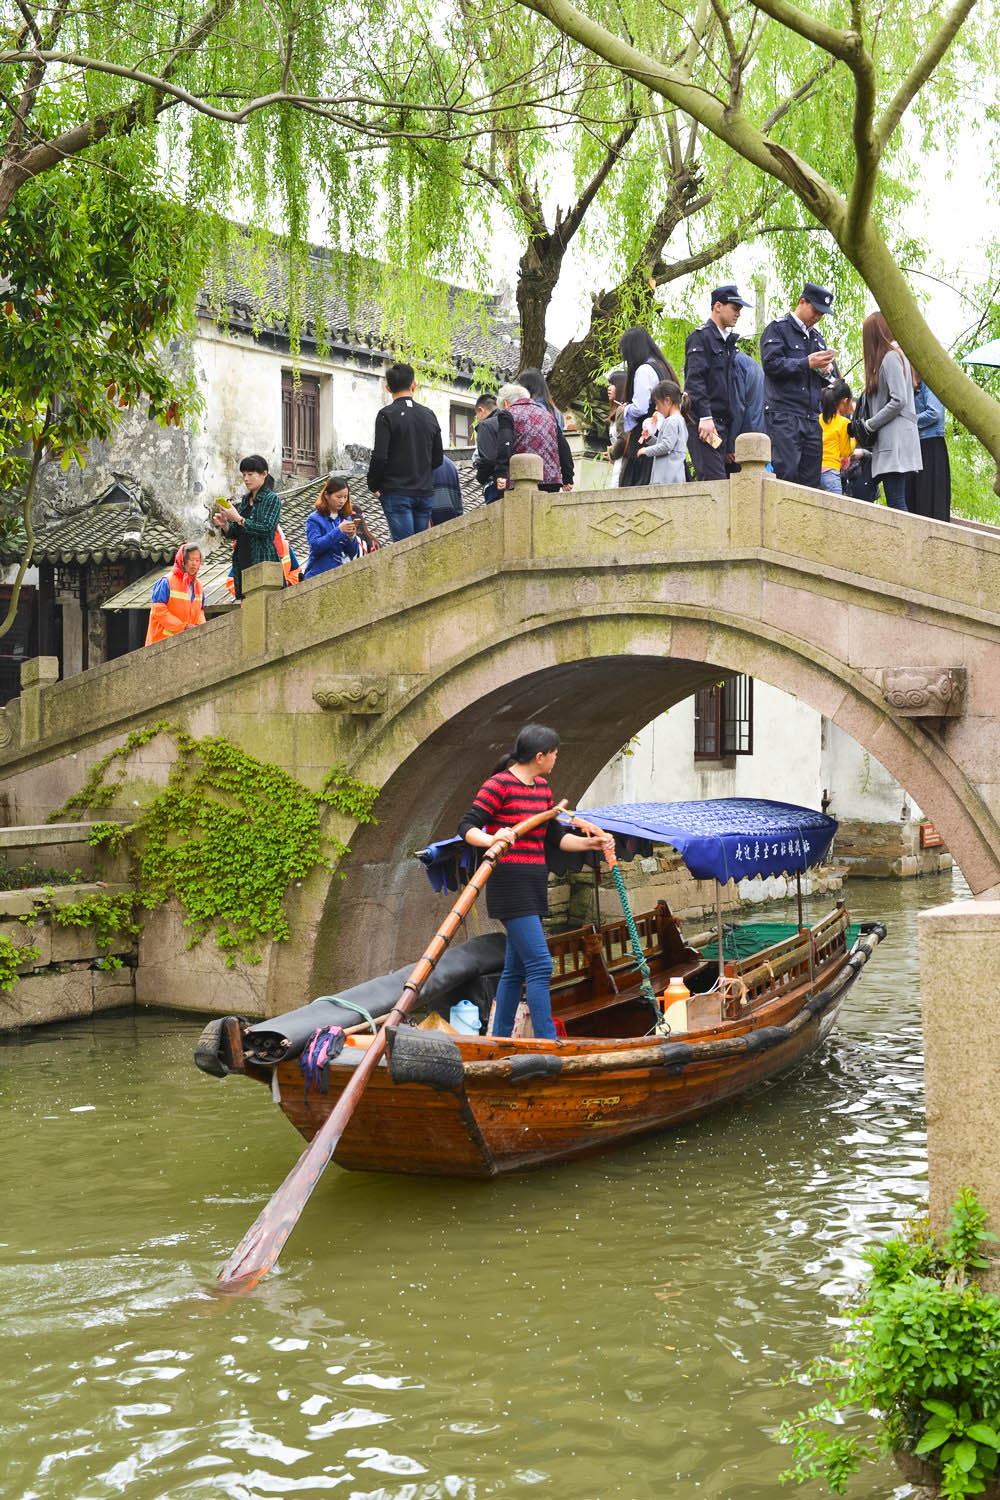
[
  {"x1": 607, "y1": 862, "x2": 658, "y2": 1010},
  {"x1": 311, "y1": 996, "x2": 378, "y2": 1033}
]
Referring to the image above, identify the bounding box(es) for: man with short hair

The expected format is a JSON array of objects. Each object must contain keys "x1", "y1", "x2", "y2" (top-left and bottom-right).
[
  {"x1": 761, "y1": 283, "x2": 839, "y2": 488},
  {"x1": 474, "y1": 391, "x2": 512, "y2": 504},
  {"x1": 366, "y1": 361, "x2": 444, "y2": 541},
  {"x1": 684, "y1": 283, "x2": 753, "y2": 479}
]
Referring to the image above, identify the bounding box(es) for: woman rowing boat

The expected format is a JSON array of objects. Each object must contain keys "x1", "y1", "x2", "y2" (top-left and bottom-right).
[{"x1": 458, "y1": 724, "x2": 613, "y2": 1039}]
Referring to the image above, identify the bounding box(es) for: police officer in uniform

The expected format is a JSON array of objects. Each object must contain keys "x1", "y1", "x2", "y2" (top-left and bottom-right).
[
  {"x1": 761, "y1": 283, "x2": 838, "y2": 488},
  {"x1": 684, "y1": 283, "x2": 754, "y2": 480}
]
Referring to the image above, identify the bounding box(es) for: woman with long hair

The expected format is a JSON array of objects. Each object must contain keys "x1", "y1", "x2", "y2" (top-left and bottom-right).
[
  {"x1": 606, "y1": 369, "x2": 627, "y2": 484},
  {"x1": 458, "y1": 724, "x2": 612, "y2": 1039},
  {"x1": 860, "y1": 312, "x2": 919, "y2": 512},
  {"x1": 517, "y1": 367, "x2": 565, "y2": 430},
  {"x1": 211, "y1": 454, "x2": 281, "y2": 599},
  {"x1": 617, "y1": 327, "x2": 679, "y2": 487},
  {"x1": 303, "y1": 475, "x2": 373, "y2": 578}
]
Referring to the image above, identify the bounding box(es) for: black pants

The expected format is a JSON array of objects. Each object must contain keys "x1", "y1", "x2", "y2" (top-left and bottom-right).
[
  {"x1": 688, "y1": 421, "x2": 730, "y2": 481},
  {"x1": 766, "y1": 408, "x2": 822, "y2": 489}
]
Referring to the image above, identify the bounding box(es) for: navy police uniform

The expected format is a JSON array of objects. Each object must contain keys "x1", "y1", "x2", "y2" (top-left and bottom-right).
[
  {"x1": 684, "y1": 283, "x2": 753, "y2": 481},
  {"x1": 760, "y1": 283, "x2": 837, "y2": 488}
]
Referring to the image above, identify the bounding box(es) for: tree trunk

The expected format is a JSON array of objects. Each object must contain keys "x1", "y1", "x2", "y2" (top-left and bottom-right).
[{"x1": 516, "y1": 234, "x2": 566, "y2": 373}]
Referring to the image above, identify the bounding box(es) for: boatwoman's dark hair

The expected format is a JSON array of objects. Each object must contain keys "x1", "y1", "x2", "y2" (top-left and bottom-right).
[{"x1": 493, "y1": 722, "x2": 561, "y2": 773}]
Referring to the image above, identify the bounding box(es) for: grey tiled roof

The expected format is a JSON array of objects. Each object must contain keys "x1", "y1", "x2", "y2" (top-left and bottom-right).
[
  {"x1": 199, "y1": 232, "x2": 525, "y2": 380},
  {"x1": 1, "y1": 482, "x2": 179, "y2": 567}
]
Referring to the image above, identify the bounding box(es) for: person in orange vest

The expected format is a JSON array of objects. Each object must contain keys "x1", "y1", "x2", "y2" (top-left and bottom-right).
[
  {"x1": 144, "y1": 543, "x2": 206, "y2": 645},
  {"x1": 224, "y1": 524, "x2": 300, "y2": 598}
]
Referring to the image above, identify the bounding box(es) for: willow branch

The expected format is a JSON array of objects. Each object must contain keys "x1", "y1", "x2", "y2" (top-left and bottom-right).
[{"x1": 875, "y1": 0, "x2": 978, "y2": 150}]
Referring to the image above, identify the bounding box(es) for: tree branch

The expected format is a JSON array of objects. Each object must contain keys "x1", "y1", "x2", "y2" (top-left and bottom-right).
[{"x1": 875, "y1": 0, "x2": 979, "y2": 150}]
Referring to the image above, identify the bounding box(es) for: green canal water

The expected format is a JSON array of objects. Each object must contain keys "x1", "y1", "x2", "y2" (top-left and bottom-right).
[{"x1": 1, "y1": 873, "x2": 964, "y2": 1499}]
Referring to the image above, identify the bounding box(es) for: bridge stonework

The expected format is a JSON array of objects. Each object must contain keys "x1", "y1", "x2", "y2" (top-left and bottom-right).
[{"x1": 3, "y1": 437, "x2": 1000, "y2": 1017}]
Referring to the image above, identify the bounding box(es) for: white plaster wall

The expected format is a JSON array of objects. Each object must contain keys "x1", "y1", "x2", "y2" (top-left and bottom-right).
[
  {"x1": 582, "y1": 683, "x2": 824, "y2": 809},
  {"x1": 820, "y1": 720, "x2": 919, "y2": 821}
]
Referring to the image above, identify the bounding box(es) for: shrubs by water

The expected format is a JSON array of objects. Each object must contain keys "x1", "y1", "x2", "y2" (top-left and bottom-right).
[{"x1": 778, "y1": 1188, "x2": 1000, "y2": 1499}]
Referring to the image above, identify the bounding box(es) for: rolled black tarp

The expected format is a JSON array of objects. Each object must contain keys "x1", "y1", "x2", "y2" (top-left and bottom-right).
[{"x1": 243, "y1": 932, "x2": 507, "y2": 1063}]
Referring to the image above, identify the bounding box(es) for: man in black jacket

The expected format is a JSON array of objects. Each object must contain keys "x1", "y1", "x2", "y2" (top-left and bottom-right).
[
  {"x1": 366, "y1": 362, "x2": 444, "y2": 540},
  {"x1": 684, "y1": 283, "x2": 753, "y2": 480},
  {"x1": 760, "y1": 283, "x2": 839, "y2": 488}
]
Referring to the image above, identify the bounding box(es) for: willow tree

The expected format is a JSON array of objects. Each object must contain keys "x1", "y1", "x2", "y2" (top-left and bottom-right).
[{"x1": 511, "y1": 0, "x2": 1000, "y2": 474}]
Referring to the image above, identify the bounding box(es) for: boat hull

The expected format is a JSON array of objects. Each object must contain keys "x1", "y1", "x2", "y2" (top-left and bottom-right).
[{"x1": 262, "y1": 957, "x2": 856, "y2": 1178}]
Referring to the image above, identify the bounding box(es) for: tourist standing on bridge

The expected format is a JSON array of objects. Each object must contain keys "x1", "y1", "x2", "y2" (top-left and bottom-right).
[
  {"x1": 302, "y1": 476, "x2": 362, "y2": 578},
  {"x1": 211, "y1": 455, "x2": 282, "y2": 600},
  {"x1": 859, "y1": 312, "x2": 919, "y2": 512},
  {"x1": 366, "y1": 361, "x2": 443, "y2": 541},
  {"x1": 459, "y1": 724, "x2": 614, "y2": 1040},
  {"x1": 905, "y1": 371, "x2": 951, "y2": 522},
  {"x1": 144, "y1": 542, "x2": 205, "y2": 645},
  {"x1": 430, "y1": 455, "x2": 464, "y2": 525},
  {"x1": 618, "y1": 327, "x2": 679, "y2": 487},
  {"x1": 499, "y1": 382, "x2": 575, "y2": 491},
  {"x1": 684, "y1": 284, "x2": 752, "y2": 479},
  {"x1": 761, "y1": 284, "x2": 839, "y2": 488}
]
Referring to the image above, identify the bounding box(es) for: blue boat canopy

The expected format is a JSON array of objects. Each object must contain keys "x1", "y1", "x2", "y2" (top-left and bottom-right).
[
  {"x1": 566, "y1": 799, "x2": 837, "y2": 884},
  {"x1": 417, "y1": 797, "x2": 837, "y2": 890}
]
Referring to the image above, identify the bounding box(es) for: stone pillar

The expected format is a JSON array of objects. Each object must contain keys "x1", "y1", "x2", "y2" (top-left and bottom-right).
[
  {"x1": 19, "y1": 656, "x2": 60, "y2": 744},
  {"x1": 508, "y1": 451, "x2": 544, "y2": 492},
  {"x1": 240, "y1": 561, "x2": 284, "y2": 658},
  {"x1": 504, "y1": 452, "x2": 544, "y2": 561},
  {"x1": 919, "y1": 899, "x2": 1000, "y2": 1277},
  {"x1": 729, "y1": 432, "x2": 770, "y2": 550}
]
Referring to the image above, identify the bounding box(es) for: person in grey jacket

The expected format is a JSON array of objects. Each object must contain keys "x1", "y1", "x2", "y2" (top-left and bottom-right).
[
  {"x1": 860, "y1": 312, "x2": 920, "y2": 511},
  {"x1": 636, "y1": 380, "x2": 688, "y2": 484}
]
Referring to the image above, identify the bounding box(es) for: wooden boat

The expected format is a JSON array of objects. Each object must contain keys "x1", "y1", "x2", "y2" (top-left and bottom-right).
[{"x1": 196, "y1": 861, "x2": 886, "y2": 1178}]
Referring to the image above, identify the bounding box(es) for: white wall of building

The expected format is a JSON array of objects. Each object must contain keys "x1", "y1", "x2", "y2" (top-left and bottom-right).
[{"x1": 581, "y1": 679, "x2": 920, "y2": 832}]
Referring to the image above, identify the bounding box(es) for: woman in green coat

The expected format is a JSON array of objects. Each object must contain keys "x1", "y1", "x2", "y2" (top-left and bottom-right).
[{"x1": 212, "y1": 454, "x2": 281, "y2": 599}]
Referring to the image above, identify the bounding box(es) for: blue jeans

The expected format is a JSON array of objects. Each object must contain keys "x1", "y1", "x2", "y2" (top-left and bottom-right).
[
  {"x1": 493, "y1": 914, "x2": 555, "y2": 1040},
  {"x1": 819, "y1": 469, "x2": 843, "y2": 495},
  {"x1": 879, "y1": 472, "x2": 910, "y2": 512},
  {"x1": 380, "y1": 493, "x2": 433, "y2": 541}
]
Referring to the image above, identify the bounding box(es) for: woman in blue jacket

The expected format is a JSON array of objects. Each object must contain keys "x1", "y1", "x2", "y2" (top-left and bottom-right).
[
  {"x1": 905, "y1": 374, "x2": 951, "y2": 522},
  {"x1": 303, "y1": 476, "x2": 363, "y2": 577}
]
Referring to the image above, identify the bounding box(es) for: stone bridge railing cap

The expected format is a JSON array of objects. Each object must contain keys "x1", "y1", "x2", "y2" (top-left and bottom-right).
[{"x1": 733, "y1": 431, "x2": 771, "y2": 464}]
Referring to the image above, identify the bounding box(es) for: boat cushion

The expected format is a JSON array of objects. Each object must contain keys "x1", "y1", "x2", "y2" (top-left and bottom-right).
[{"x1": 243, "y1": 933, "x2": 507, "y2": 1063}]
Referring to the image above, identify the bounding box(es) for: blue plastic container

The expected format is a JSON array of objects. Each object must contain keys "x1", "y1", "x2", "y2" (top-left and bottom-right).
[{"x1": 449, "y1": 1000, "x2": 481, "y2": 1034}]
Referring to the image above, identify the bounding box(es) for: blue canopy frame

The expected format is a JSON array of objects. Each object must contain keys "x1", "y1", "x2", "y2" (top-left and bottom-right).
[{"x1": 417, "y1": 797, "x2": 837, "y2": 891}]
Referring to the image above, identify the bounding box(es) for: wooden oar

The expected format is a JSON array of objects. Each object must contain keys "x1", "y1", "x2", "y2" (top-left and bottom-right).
[{"x1": 215, "y1": 798, "x2": 567, "y2": 1292}]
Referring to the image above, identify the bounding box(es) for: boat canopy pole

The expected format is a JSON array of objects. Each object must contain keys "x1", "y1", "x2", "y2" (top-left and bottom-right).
[
  {"x1": 796, "y1": 870, "x2": 804, "y2": 931},
  {"x1": 570, "y1": 812, "x2": 657, "y2": 1017},
  {"x1": 715, "y1": 885, "x2": 725, "y2": 993}
]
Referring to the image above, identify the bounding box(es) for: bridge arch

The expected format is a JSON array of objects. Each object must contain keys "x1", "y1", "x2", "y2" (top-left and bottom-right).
[{"x1": 310, "y1": 600, "x2": 1000, "y2": 992}]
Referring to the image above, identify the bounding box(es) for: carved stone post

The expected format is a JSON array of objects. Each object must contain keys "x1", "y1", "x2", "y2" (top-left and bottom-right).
[
  {"x1": 919, "y1": 899, "x2": 1000, "y2": 1286},
  {"x1": 19, "y1": 656, "x2": 60, "y2": 744},
  {"x1": 729, "y1": 431, "x2": 770, "y2": 550},
  {"x1": 503, "y1": 452, "x2": 543, "y2": 562},
  {"x1": 240, "y1": 562, "x2": 284, "y2": 658}
]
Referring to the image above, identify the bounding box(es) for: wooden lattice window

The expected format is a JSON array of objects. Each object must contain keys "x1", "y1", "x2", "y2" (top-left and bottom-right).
[
  {"x1": 282, "y1": 371, "x2": 321, "y2": 476},
  {"x1": 450, "y1": 404, "x2": 475, "y2": 447},
  {"x1": 694, "y1": 676, "x2": 754, "y2": 760}
]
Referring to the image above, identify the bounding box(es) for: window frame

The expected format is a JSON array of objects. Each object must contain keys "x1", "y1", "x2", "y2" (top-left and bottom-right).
[{"x1": 694, "y1": 676, "x2": 754, "y2": 760}]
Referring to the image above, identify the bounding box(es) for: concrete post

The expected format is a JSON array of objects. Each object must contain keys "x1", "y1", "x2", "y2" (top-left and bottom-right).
[
  {"x1": 19, "y1": 656, "x2": 60, "y2": 744},
  {"x1": 240, "y1": 561, "x2": 284, "y2": 658},
  {"x1": 504, "y1": 452, "x2": 544, "y2": 561},
  {"x1": 729, "y1": 432, "x2": 770, "y2": 550},
  {"x1": 919, "y1": 899, "x2": 1000, "y2": 1282}
]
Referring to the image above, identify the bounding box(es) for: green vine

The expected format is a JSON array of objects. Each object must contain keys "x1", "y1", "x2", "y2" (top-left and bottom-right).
[
  {"x1": 47, "y1": 723, "x2": 379, "y2": 966},
  {"x1": 48, "y1": 891, "x2": 144, "y2": 972},
  {"x1": 0, "y1": 933, "x2": 41, "y2": 991}
]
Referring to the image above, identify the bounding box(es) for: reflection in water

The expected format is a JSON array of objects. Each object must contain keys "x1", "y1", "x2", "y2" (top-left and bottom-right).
[{"x1": 0, "y1": 872, "x2": 964, "y2": 1498}]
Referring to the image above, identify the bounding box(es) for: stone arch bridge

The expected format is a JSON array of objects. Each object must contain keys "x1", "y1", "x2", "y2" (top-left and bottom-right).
[{"x1": 3, "y1": 437, "x2": 1000, "y2": 1017}]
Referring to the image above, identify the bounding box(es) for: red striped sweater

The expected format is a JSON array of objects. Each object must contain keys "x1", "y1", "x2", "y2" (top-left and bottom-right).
[{"x1": 458, "y1": 770, "x2": 555, "y2": 920}]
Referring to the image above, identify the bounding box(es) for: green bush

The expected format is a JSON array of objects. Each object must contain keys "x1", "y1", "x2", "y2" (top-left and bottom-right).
[{"x1": 778, "y1": 1188, "x2": 1000, "y2": 1499}]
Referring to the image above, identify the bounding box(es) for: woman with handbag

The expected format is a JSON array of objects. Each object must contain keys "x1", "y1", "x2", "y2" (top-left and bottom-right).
[{"x1": 858, "y1": 313, "x2": 921, "y2": 512}]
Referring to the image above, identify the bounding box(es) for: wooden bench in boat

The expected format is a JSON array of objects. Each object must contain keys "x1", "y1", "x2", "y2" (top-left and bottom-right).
[{"x1": 548, "y1": 902, "x2": 707, "y2": 1026}]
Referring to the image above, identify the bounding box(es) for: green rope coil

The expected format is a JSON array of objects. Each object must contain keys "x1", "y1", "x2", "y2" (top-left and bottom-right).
[{"x1": 608, "y1": 864, "x2": 658, "y2": 1009}]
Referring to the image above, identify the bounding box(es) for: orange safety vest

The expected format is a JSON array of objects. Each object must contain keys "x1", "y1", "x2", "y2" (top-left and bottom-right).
[
  {"x1": 225, "y1": 525, "x2": 299, "y2": 597},
  {"x1": 145, "y1": 552, "x2": 206, "y2": 645}
]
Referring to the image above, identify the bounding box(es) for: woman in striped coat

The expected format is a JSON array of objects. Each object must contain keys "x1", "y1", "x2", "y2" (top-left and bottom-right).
[{"x1": 459, "y1": 724, "x2": 613, "y2": 1039}]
